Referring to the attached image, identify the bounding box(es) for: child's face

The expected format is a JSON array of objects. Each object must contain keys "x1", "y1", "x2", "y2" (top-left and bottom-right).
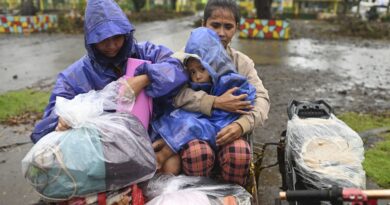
[{"x1": 186, "y1": 58, "x2": 211, "y2": 83}]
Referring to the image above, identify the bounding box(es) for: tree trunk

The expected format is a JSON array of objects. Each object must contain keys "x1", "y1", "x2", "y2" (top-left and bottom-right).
[
  {"x1": 343, "y1": 0, "x2": 348, "y2": 14},
  {"x1": 170, "y1": 0, "x2": 177, "y2": 10},
  {"x1": 255, "y1": 0, "x2": 273, "y2": 19},
  {"x1": 20, "y1": 0, "x2": 37, "y2": 15},
  {"x1": 132, "y1": 0, "x2": 146, "y2": 12}
]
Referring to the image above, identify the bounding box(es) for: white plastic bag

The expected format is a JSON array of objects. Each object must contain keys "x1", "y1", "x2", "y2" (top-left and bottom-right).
[
  {"x1": 146, "y1": 190, "x2": 211, "y2": 205},
  {"x1": 143, "y1": 174, "x2": 252, "y2": 205},
  {"x1": 286, "y1": 114, "x2": 366, "y2": 189},
  {"x1": 22, "y1": 78, "x2": 156, "y2": 201}
]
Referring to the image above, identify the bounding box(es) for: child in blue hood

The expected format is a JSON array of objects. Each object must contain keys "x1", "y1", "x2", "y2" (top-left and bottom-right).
[
  {"x1": 153, "y1": 28, "x2": 256, "y2": 175},
  {"x1": 30, "y1": 0, "x2": 188, "y2": 143}
]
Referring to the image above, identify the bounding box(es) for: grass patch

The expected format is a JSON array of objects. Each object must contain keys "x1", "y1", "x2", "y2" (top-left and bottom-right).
[
  {"x1": 338, "y1": 112, "x2": 390, "y2": 188},
  {"x1": 363, "y1": 137, "x2": 390, "y2": 188},
  {"x1": 0, "y1": 89, "x2": 50, "y2": 122},
  {"x1": 337, "y1": 112, "x2": 390, "y2": 133}
]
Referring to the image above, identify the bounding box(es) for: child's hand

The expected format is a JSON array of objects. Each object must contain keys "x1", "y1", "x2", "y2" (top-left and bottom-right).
[
  {"x1": 55, "y1": 117, "x2": 70, "y2": 131},
  {"x1": 216, "y1": 122, "x2": 243, "y2": 146}
]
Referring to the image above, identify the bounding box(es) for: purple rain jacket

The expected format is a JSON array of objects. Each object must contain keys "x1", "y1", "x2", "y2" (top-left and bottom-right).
[{"x1": 31, "y1": 0, "x2": 187, "y2": 143}]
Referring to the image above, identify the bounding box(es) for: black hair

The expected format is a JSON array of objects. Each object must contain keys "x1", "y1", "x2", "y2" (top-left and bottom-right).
[{"x1": 203, "y1": 0, "x2": 240, "y2": 24}]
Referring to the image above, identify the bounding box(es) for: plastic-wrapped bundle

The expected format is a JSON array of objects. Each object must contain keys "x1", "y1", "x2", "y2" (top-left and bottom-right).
[
  {"x1": 22, "y1": 78, "x2": 156, "y2": 201},
  {"x1": 142, "y1": 174, "x2": 252, "y2": 205},
  {"x1": 286, "y1": 114, "x2": 366, "y2": 189}
]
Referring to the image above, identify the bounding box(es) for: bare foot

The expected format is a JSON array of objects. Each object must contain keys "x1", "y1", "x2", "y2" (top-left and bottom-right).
[
  {"x1": 162, "y1": 154, "x2": 181, "y2": 175},
  {"x1": 152, "y1": 139, "x2": 166, "y2": 152}
]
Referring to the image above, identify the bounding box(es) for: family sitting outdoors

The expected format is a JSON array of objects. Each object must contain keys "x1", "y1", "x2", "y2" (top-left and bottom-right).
[{"x1": 30, "y1": 0, "x2": 270, "y2": 200}]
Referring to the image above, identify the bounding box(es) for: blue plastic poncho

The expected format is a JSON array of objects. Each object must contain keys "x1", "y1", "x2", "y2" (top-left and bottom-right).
[
  {"x1": 153, "y1": 28, "x2": 256, "y2": 152},
  {"x1": 31, "y1": 0, "x2": 187, "y2": 143}
]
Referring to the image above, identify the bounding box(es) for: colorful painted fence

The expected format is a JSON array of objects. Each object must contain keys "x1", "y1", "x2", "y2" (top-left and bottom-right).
[
  {"x1": 239, "y1": 18, "x2": 290, "y2": 40},
  {"x1": 0, "y1": 15, "x2": 57, "y2": 33}
]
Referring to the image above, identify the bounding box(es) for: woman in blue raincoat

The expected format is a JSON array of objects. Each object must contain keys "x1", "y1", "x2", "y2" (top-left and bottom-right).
[
  {"x1": 152, "y1": 27, "x2": 256, "y2": 175},
  {"x1": 30, "y1": 0, "x2": 187, "y2": 143}
]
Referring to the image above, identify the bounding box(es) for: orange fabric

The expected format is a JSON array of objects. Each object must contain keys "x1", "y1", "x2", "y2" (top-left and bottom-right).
[{"x1": 223, "y1": 196, "x2": 238, "y2": 205}]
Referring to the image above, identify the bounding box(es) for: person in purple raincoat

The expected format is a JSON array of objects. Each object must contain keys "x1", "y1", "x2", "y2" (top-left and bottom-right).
[{"x1": 30, "y1": 0, "x2": 188, "y2": 143}]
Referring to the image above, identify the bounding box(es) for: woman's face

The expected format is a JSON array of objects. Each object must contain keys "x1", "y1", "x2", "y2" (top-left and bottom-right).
[
  {"x1": 203, "y1": 8, "x2": 237, "y2": 48},
  {"x1": 95, "y1": 35, "x2": 125, "y2": 58}
]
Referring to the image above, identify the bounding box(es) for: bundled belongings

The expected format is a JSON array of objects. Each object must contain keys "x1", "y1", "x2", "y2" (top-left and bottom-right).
[
  {"x1": 142, "y1": 174, "x2": 252, "y2": 205},
  {"x1": 22, "y1": 78, "x2": 156, "y2": 201},
  {"x1": 283, "y1": 100, "x2": 366, "y2": 191},
  {"x1": 57, "y1": 184, "x2": 144, "y2": 205}
]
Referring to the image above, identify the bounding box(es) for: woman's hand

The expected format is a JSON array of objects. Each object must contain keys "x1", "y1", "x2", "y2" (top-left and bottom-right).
[
  {"x1": 216, "y1": 122, "x2": 243, "y2": 146},
  {"x1": 55, "y1": 117, "x2": 71, "y2": 131},
  {"x1": 213, "y1": 87, "x2": 253, "y2": 114},
  {"x1": 126, "y1": 74, "x2": 150, "y2": 96}
]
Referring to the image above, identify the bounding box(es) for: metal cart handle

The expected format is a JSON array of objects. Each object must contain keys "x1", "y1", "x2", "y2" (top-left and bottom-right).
[{"x1": 278, "y1": 186, "x2": 390, "y2": 205}]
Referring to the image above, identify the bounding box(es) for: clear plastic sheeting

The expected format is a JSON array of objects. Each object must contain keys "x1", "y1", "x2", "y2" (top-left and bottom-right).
[
  {"x1": 147, "y1": 191, "x2": 211, "y2": 205},
  {"x1": 142, "y1": 174, "x2": 252, "y2": 205},
  {"x1": 286, "y1": 114, "x2": 366, "y2": 189},
  {"x1": 22, "y1": 78, "x2": 156, "y2": 201}
]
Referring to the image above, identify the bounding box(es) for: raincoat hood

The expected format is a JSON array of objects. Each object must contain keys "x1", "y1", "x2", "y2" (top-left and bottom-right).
[
  {"x1": 153, "y1": 28, "x2": 256, "y2": 152},
  {"x1": 184, "y1": 27, "x2": 236, "y2": 84},
  {"x1": 31, "y1": 2, "x2": 188, "y2": 143},
  {"x1": 84, "y1": 0, "x2": 135, "y2": 66}
]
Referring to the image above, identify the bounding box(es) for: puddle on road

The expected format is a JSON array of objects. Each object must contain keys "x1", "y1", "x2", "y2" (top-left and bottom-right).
[
  {"x1": 234, "y1": 38, "x2": 390, "y2": 91},
  {"x1": 0, "y1": 17, "x2": 197, "y2": 94},
  {"x1": 1, "y1": 28, "x2": 389, "y2": 96},
  {"x1": 286, "y1": 39, "x2": 390, "y2": 90}
]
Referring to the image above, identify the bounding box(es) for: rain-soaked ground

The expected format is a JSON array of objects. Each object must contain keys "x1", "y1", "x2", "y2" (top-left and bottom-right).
[{"x1": 1, "y1": 16, "x2": 390, "y2": 205}]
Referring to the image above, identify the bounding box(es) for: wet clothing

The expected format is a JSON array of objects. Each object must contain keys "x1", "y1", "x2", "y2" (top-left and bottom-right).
[
  {"x1": 172, "y1": 27, "x2": 269, "y2": 186},
  {"x1": 153, "y1": 28, "x2": 256, "y2": 152},
  {"x1": 181, "y1": 139, "x2": 251, "y2": 186},
  {"x1": 174, "y1": 45, "x2": 270, "y2": 135},
  {"x1": 31, "y1": 0, "x2": 187, "y2": 143}
]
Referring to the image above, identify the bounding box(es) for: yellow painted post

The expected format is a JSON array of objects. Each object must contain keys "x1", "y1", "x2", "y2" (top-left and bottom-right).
[
  {"x1": 146, "y1": 0, "x2": 150, "y2": 11},
  {"x1": 40, "y1": 0, "x2": 44, "y2": 12},
  {"x1": 192, "y1": 0, "x2": 196, "y2": 13},
  {"x1": 293, "y1": 0, "x2": 300, "y2": 16},
  {"x1": 333, "y1": 0, "x2": 339, "y2": 14},
  {"x1": 175, "y1": 0, "x2": 181, "y2": 12}
]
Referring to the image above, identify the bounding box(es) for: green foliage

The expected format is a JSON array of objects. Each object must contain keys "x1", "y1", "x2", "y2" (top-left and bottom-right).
[
  {"x1": 128, "y1": 8, "x2": 193, "y2": 22},
  {"x1": 118, "y1": 1, "x2": 134, "y2": 11},
  {"x1": 338, "y1": 112, "x2": 390, "y2": 188},
  {"x1": 364, "y1": 138, "x2": 390, "y2": 188},
  {"x1": 196, "y1": 2, "x2": 206, "y2": 11},
  {"x1": 57, "y1": 13, "x2": 84, "y2": 34},
  {"x1": 337, "y1": 112, "x2": 390, "y2": 132},
  {"x1": 275, "y1": 12, "x2": 317, "y2": 19},
  {"x1": 381, "y1": 14, "x2": 390, "y2": 22},
  {"x1": 0, "y1": 89, "x2": 50, "y2": 121},
  {"x1": 335, "y1": 17, "x2": 390, "y2": 39}
]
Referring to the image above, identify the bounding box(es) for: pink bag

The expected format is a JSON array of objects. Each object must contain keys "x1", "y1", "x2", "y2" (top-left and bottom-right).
[{"x1": 118, "y1": 58, "x2": 153, "y2": 130}]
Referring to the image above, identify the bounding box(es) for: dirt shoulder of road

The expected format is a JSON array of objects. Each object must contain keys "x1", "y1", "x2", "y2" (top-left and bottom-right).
[
  {"x1": 290, "y1": 18, "x2": 390, "y2": 42},
  {"x1": 256, "y1": 18, "x2": 390, "y2": 204}
]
